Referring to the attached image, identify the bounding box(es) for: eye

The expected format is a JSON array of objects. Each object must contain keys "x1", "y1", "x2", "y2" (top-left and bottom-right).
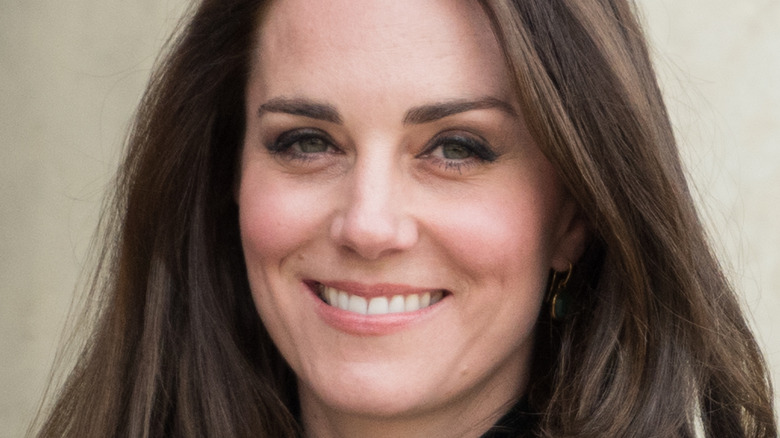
[
  {"x1": 419, "y1": 133, "x2": 498, "y2": 172},
  {"x1": 295, "y1": 136, "x2": 330, "y2": 153},
  {"x1": 266, "y1": 128, "x2": 341, "y2": 161},
  {"x1": 439, "y1": 142, "x2": 474, "y2": 160}
]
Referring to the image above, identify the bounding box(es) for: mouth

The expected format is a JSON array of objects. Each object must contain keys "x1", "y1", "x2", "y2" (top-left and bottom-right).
[{"x1": 310, "y1": 281, "x2": 446, "y2": 315}]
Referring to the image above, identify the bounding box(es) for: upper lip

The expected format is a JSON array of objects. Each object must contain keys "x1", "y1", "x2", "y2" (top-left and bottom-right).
[{"x1": 306, "y1": 280, "x2": 446, "y2": 299}]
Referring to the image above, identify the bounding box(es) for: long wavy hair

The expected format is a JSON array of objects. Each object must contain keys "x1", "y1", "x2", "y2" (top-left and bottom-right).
[{"x1": 34, "y1": 0, "x2": 776, "y2": 436}]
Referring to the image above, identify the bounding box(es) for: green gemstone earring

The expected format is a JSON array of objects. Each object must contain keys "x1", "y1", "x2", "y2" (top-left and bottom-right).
[{"x1": 547, "y1": 263, "x2": 573, "y2": 321}]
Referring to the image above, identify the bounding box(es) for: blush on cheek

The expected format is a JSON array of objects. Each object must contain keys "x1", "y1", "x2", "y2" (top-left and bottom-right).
[
  {"x1": 238, "y1": 175, "x2": 333, "y2": 263},
  {"x1": 431, "y1": 195, "x2": 554, "y2": 282},
  {"x1": 239, "y1": 204, "x2": 286, "y2": 262}
]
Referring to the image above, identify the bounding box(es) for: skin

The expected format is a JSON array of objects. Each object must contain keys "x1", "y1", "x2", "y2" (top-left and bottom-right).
[{"x1": 238, "y1": 0, "x2": 587, "y2": 436}]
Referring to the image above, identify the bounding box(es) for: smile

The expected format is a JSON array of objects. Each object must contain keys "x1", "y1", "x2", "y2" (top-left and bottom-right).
[{"x1": 315, "y1": 283, "x2": 445, "y2": 315}]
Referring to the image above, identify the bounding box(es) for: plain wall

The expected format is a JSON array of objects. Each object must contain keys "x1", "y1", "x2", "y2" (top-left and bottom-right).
[{"x1": 1, "y1": 1, "x2": 777, "y2": 436}]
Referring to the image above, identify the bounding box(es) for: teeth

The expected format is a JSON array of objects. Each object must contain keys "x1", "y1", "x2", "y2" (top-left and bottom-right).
[
  {"x1": 367, "y1": 296, "x2": 389, "y2": 315},
  {"x1": 405, "y1": 294, "x2": 420, "y2": 312},
  {"x1": 338, "y1": 291, "x2": 349, "y2": 310},
  {"x1": 348, "y1": 295, "x2": 368, "y2": 314},
  {"x1": 319, "y1": 285, "x2": 444, "y2": 315},
  {"x1": 420, "y1": 291, "x2": 431, "y2": 308},
  {"x1": 388, "y1": 295, "x2": 405, "y2": 313}
]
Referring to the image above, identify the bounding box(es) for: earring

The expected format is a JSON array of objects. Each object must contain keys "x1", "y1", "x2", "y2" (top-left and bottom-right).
[{"x1": 547, "y1": 263, "x2": 573, "y2": 321}]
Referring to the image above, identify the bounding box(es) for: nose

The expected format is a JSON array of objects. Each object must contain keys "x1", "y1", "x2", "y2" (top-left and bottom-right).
[{"x1": 330, "y1": 151, "x2": 418, "y2": 260}]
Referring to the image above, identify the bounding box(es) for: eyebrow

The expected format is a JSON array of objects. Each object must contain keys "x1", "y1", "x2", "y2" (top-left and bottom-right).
[
  {"x1": 256, "y1": 96, "x2": 516, "y2": 125},
  {"x1": 258, "y1": 98, "x2": 343, "y2": 124},
  {"x1": 402, "y1": 97, "x2": 517, "y2": 124}
]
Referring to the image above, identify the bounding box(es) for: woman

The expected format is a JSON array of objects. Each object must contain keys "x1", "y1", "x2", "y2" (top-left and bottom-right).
[{"x1": 34, "y1": 0, "x2": 776, "y2": 437}]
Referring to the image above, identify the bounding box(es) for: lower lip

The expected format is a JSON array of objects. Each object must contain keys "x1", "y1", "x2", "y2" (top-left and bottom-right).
[{"x1": 304, "y1": 283, "x2": 445, "y2": 336}]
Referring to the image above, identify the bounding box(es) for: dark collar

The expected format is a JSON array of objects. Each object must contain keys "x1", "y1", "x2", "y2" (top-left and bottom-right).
[{"x1": 479, "y1": 398, "x2": 537, "y2": 438}]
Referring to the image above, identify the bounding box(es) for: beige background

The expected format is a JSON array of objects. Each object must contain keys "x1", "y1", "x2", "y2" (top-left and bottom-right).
[{"x1": 1, "y1": 1, "x2": 777, "y2": 436}]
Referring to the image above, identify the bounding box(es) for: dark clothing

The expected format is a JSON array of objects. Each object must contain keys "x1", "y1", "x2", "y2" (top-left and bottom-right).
[{"x1": 479, "y1": 399, "x2": 537, "y2": 438}]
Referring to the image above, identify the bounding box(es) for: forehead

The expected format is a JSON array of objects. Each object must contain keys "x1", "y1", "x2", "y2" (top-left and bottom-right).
[
  {"x1": 258, "y1": 1, "x2": 492, "y2": 55},
  {"x1": 251, "y1": 0, "x2": 512, "y2": 102}
]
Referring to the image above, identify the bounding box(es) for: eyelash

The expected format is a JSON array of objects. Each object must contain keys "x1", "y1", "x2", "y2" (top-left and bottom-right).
[
  {"x1": 266, "y1": 128, "x2": 340, "y2": 162},
  {"x1": 417, "y1": 133, "x2": 498, "y2": 173},
  {"x1": 266, "y1": 128, "x2": 498, "y2": 172}
]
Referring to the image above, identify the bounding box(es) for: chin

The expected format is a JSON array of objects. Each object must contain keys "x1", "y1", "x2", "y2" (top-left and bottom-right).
[{"x1": 299, "y1": 367, "x2": 449, "y2": 419}]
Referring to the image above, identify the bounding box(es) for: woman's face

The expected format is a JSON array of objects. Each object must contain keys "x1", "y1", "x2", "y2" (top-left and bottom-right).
[{"x1": 239, "y1": 0, "x2": 585, "y2": 429}]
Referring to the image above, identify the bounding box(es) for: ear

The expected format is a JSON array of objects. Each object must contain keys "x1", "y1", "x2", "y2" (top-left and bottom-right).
[{"x1": 550, "y1": 199, "x2": 590, "y2": 272}]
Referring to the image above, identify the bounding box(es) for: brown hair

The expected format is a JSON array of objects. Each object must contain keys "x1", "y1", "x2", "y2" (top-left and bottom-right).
[{"x1": 34, "y1": 0, "x2": 776, "y2": 437}]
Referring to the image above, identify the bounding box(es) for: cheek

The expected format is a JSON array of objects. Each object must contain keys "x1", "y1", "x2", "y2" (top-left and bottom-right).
[
  {"x1": 237, "y1": 167, "x2": 327, "y2": 265},
  {"x1": 428, "y1": 182, "x2": 560, "y2": 284}
]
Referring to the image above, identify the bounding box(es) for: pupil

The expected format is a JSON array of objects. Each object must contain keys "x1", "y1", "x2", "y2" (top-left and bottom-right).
[{"x1": 442, "y1": 143, "x2": 470, "y2": 159}]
